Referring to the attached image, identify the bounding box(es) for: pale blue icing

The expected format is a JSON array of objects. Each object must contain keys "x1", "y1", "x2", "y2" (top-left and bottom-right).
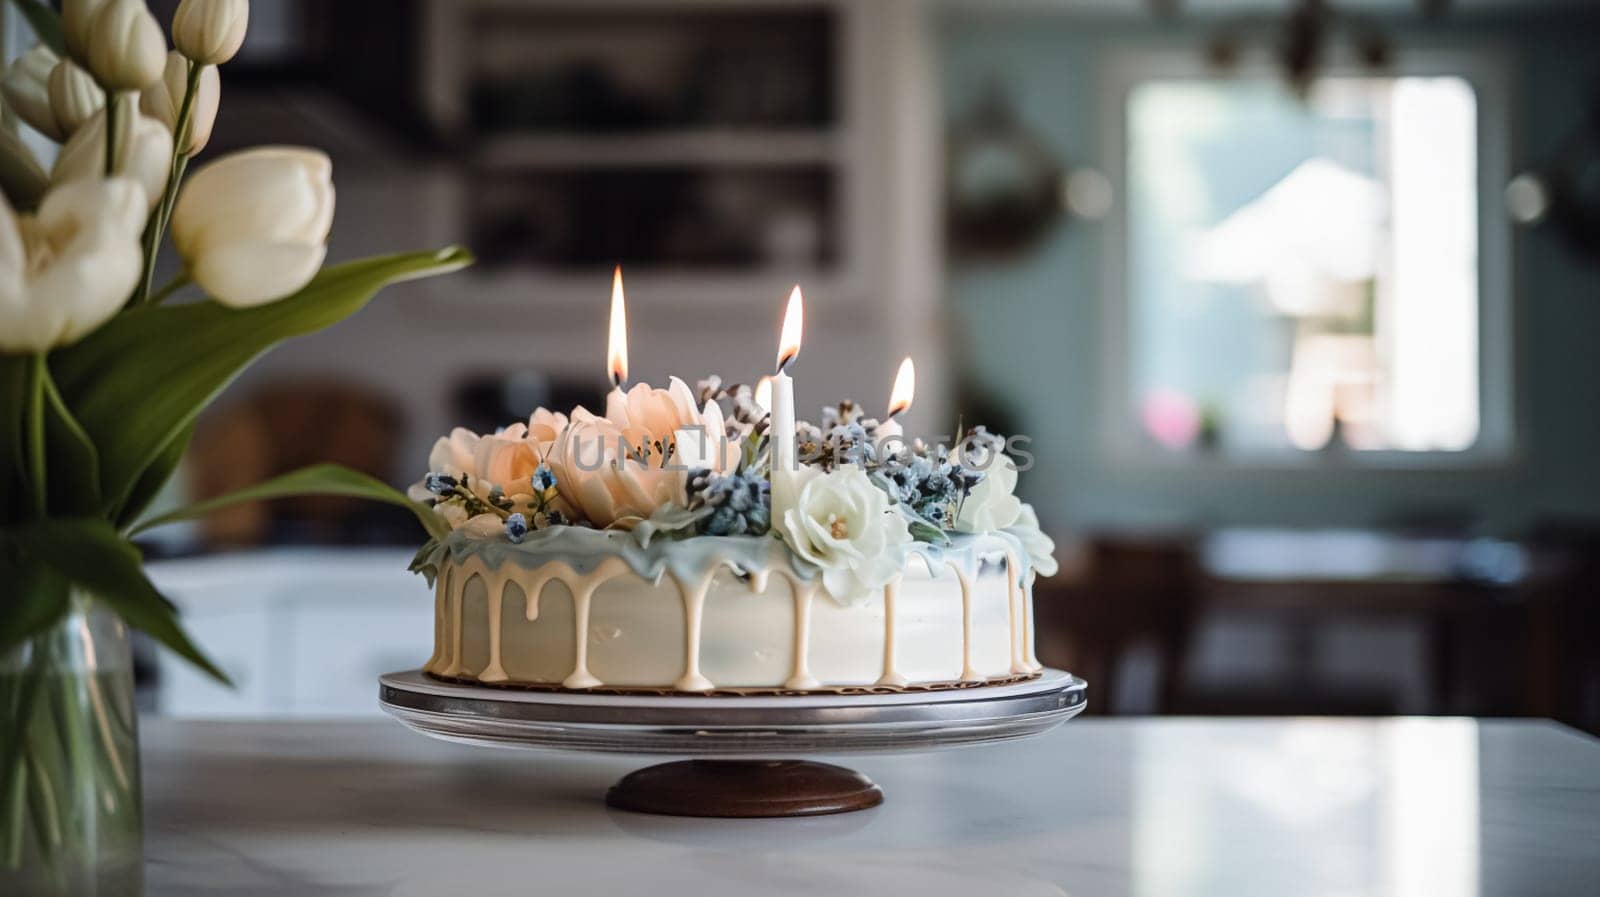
[{"x1": 412, "y1": 524, "x2": 1033, "y2": 593}]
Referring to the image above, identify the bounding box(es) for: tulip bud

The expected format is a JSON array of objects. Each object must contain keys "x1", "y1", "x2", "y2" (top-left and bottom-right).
[
  {"x1": 86, "y1": 0, "x2": 168, "y2": 91},
  {"x1": 48, "y1": 59, "x2": 105, "y2": 137},
  {"x1": 52, "y1": 94, "x2": 173, "y2": 210},
  {"x1": 171, "y1": 147, "x2": 334, "y2": 307},
  {"x1": 172, "y1": 0, "x2": 249, "y2": 66},
  {"x1": 140, "y1": 51, "x2": 220, "y2": 155},
  {"x1": 1, "y1": 45, "x2": 64, "y2": 140},
  {"x1": 63, "y1": 0, "x2": 114, "y2": 62}
]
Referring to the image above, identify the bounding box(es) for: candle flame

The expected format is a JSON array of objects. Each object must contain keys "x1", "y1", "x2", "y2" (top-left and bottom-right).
[
  {"x1": 754, "y1": 376, "x2": 773, "y2": 413},
  {"x1": 887, "y1": 357, "x2": 915, "y2": 418},
  {"x1": 607, "y1": 265, "x2": 628, "y2": 387},
  {"x1": 776, "y1": 285, "x2": 804, "y2": 373}
]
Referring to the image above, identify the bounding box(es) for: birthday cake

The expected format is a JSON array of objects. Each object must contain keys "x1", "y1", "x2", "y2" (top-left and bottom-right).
[{"x1": 406, "y1": 284, "x2": 1057, "y2": 694}]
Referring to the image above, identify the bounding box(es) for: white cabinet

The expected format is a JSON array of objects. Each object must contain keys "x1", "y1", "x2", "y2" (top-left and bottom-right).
[{"x1": 147, "y1": 549, "x2": 434, "y2": 718}]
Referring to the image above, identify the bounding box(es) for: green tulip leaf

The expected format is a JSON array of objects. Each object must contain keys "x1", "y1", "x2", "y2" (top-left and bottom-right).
[
  {"x1": 5, "y1": 0, "x2": 65, "y2": 56},
  {"x1": 40, "y1": 362, "x2": 100, "y2": 516},
  {"x1": 5, "y1": 518, "x2": 229, "y2": 684},
  {"x1": 115, "y1": 421, "x2": 193, "y2": 531},
  {"x1": 50, "y1": 247, "x2": 473, "y2": 519},
  {"x1": 129, "y1": 462, "x2": 450, "y2": 541}
]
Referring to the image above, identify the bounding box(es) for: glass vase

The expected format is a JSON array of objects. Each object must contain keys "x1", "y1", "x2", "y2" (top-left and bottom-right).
[{"x1": 0, "y1": 595, "x2": 143, "y2": 897}]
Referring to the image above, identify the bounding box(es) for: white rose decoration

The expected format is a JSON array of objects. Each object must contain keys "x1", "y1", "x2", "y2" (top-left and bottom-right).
[
  {"x1": 52, "y1": 95, "x2": 173, "y2": 211},
  {"x1": 954, "y1": 451, "x2": 1022, "y2": 534},
  {"x1": 0, "y1": 177, "x2": 148, "y2": 351},
  {"x1": 777, "y1": 466, "x2": 912, "y2": 605},
  {"x1": 1004, "y1": 504, "x2": 1058, "y2": 578},
  {"x1": 170, "y1": 146, "x2": 334, "y2": 307}
]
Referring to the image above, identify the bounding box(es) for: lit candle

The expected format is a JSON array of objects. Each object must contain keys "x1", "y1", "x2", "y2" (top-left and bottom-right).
[
  {"x1": 770, "y1": 286, "x2": 804, "y2": 522},
  {"x1": 754, "y1": 376, "x2": 773, "y2": 414},
  {"x1": 605, "y1": 266, "x2": 629, "y2": 414},
  {"x1": 878, "y1": 357, "x2": 915, "y2": 441}
]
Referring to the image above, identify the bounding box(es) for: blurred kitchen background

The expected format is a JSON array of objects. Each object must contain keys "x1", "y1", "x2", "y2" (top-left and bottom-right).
[{"x1": 7, "y1": 0, "x2": 1597, "y2": 731}]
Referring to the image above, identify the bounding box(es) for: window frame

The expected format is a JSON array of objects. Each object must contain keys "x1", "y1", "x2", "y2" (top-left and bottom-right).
[{"x1": 1098, "y1": 46, "x2": 1516, "y2": 471}]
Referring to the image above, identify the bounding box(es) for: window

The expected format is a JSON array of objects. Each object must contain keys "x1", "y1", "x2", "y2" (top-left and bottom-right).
[{"x1": 1109, "y1": 54, "x2": 1510, "y2": 464}]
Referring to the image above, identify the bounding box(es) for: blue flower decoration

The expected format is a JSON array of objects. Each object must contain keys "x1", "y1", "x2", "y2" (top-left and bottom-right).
[
  {"x1": 531, "y1": 464, "x2": 557, "y2": 492},
  {"x1": 424, "y1": 473, "x2": 457, "y2": 494},
  {"x1": 505, "y1": 513, "x2": 529, "y2": 543}
]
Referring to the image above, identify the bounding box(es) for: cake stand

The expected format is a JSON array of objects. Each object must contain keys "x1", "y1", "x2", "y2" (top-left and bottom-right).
[{"x1": 379, "y1": 668, "x2": 1087, "y2": 818}]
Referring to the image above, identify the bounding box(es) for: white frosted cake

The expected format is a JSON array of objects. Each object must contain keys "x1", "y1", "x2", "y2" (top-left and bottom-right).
[
  {"x1": 412, "y1": 525, "x2": 1047, "y2": 693},
  {"x1": 408, "y1": 368, "x2": 1057, "y2": 694}
]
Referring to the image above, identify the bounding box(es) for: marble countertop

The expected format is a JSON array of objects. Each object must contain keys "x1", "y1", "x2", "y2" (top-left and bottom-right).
[{"x1": 143, "y1": 717, "x2": 1600, "y2": 897}]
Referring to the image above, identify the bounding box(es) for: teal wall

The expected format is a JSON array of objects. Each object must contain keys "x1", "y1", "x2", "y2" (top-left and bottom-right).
[{"x1": 939, "y1": 8, "x2": 1600, "y2": 534}]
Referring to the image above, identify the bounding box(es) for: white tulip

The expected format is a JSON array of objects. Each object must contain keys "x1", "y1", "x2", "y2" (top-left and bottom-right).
[
  {"x1": 140, "y1": 51, "x2": 220, "y2": 154},
  {"x1": 169, "y1": 147, "x2": 334, "y2": 307},
  {"x1": 48, "y1": 59, "x2": 104, "y2": 137},
  {"x1": 776, "y1": 466, "x2": 912, "y2": 605},
  {"x1": 86, "y1": 0, "x2": 168, "y2": 91},
  {"x1": 0, "y1": 178, "x2": 148, "y2": 351},
  {"x1": 2, "y1": 45, "x2": 64, "y2": 140},
  {"x1": 172, "y1": 0, "x2": 249, "y2": 66},
  {"x1": 0, "y1": 130, "x2": 48, "y2": 209},
  {"x1": 52, "y1": 95, "x2": 173, "y2": 211},
  {"x1": 63, "y1": 0, "x2": 114, "y2": 61}
]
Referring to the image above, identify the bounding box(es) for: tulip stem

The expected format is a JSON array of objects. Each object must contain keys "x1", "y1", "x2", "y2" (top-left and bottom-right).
[
  {"x1": 147, "y1": 273, "x2": 190, "y2": 306},
  {"x1": 132, "y1": 62, "x2": 203, "y2": 306},
  {"x1": 25, "y1": 354, "x2": 47, "y2": 518}
]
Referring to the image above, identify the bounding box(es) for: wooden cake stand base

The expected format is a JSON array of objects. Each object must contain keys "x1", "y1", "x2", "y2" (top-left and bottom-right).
[{"x1": 606, "y1": 759, "x2": 883, "y2": 817}]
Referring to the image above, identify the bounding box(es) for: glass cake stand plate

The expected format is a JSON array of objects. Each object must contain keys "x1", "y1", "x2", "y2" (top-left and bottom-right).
[{"x1": 379, "y1": 669, "x2": 1086, "y2": 818}]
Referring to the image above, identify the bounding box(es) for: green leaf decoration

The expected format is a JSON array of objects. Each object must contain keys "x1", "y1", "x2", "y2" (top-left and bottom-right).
[
  {"x1": 5, "y1": 0, "x2": 65, "y2": 56},
  {"x1": 115, "y1": 421, "x2": 192, "y2": 532},
  {"x1": 408, "y1": 538, "x2": 442, "y2": 587},
  {"x1": 39, "y1": 363, "x2": 100, "y2": 516},
  {"x1": 129, "y1": 462, "x2": 451, "y2": 541},
  {"x1": 51, "y1": 247, "x2": 472, "y2": 518},
  {"x1": 5, "y1": 518, "x2": 229, "y2": 684}
]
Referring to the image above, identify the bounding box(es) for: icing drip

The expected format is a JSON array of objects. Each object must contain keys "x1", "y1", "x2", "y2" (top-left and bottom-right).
[
  {"x1": 947, "y1": 561, "x2": 982, "y2": 682},
  {"x1": 876, "y1": 577, "x2": 907, "y2": 687},
  {"x1": 480, "y1": 585, "x2": 507, "y2": 682},
  {"x1": 1023, "y1": 569, "x2": 1041, "y2": 670},
  {"x1": 423, "y1": 568, "x2": 447, "y2": 674},
  {"x1": 1004, "y1": 550, "x2": 1028, "y2": 674},
  {"x1": 442, "y1": 567, "x2": 466, "y2": 677},
  {"x1": 787, "y1": 582, "x2": 820, "y2": 690},
  {"x1": 671, "y1": 571, "x2": 716, "y2": 691}
]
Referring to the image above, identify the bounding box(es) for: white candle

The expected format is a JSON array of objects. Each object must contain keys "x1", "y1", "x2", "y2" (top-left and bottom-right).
[
  {"x1": 878, "y1": 357, "x2": 915, "y2": 441},
  {"x1": 770, "y1": 286, "x2": 804, "y2": 521}
]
